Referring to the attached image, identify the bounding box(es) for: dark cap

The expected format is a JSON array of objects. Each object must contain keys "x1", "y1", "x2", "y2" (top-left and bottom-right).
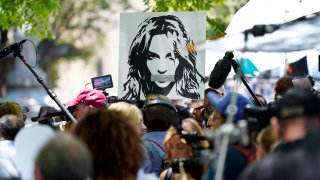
[
  {"x1": 31, "y1": 107, "x2": 63, "y2": 122},
  {"x1": 276, "y1": 88, "x2": 320, "y2": 120}
]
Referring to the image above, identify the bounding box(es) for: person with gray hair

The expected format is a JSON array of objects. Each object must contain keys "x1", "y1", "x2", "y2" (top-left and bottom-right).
[
  {"x1": 0, "y1": 115, "x2": 25, "y2": 163},
  {"x1": 34, "y1": 133, "x2": 92, "y2": 180}
]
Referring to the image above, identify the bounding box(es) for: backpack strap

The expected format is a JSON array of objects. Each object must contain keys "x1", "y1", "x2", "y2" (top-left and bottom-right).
[
  {"x1": 145, "y1": 138, "x2": 166, "y2": 153},
  {"x1": 144, "y1": 139, "x2": 166, "y2": 175}
]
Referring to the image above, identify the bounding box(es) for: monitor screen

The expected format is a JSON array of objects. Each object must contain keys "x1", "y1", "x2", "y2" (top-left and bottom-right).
[{"x1": 91, "y1": 74, "x2": 113, "y2": 90}]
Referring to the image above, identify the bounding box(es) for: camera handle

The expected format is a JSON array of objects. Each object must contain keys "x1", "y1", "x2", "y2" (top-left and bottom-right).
[
  {"x1": 214, "y1": 91, "x2": 239, "y2": 180},
  {"x1": 102, "y1": 90, "x2": 109, "y2": 97},
  {"x1": 12, "y1": 47, "x2": 77, "y2": 124}
]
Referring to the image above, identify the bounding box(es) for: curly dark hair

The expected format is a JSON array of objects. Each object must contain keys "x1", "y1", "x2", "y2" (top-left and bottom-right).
[
  {"x1": 274, "y1": 77, "x2": 294, "y2": 101},
  {"x1": 74, "y1": 108, "x2": 145, "y2": 180}
]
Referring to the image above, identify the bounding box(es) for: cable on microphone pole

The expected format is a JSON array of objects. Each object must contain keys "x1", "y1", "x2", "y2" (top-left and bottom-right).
[{"x1": 5, "y1": 40, "x2": 78, "y2": 124}]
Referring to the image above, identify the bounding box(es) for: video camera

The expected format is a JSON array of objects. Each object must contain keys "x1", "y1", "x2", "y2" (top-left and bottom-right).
[
  {"x1": 243, "y1": 75, "x2": 319, "y2": 137},
  {"x1": 170, "y1": 119, "x2": 250, "y2": 179},
  {"x1": 171, "y1": 156, "x2": 209, "y2": 179},
  {"x1": 168, "y1": 125, "x2": 212, "y2": 179},
  {"x1": 292, "y1": 75, "x2": 320, "y2": 98},
  {"x1": 243, "y1": 102, "x2": 277, "y2": 135},
  {"x1": 31, "y1": 107, "x2": 67, "y2": 130}
]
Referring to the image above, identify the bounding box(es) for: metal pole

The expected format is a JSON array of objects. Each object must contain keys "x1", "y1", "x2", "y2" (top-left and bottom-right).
[{"x1": 13, "y1": 51, "x2": 77, "y2": 124}]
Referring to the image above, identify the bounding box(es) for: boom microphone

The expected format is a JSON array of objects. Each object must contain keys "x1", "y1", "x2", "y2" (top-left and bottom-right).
[
  {"x1": 208, "y1": 52, "x2": 233, "y2": 89},
  {"x1": 0, "y1": 39, "x2": 27, "y2": 59}
]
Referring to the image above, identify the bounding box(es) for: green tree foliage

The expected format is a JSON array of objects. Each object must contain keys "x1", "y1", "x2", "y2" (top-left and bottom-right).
[
  {"x1": 0, "y1": 0, "x2": 129, "y2": 90},
  {"x1": 38, "y1": 0, "x2": 131, "y2": 86},
  {"x1": 0, "y1": 0, "x2": 59, "y2": 96},
  {"x1": 0, "y1": 0, "x2": 59, "y2": 39},
  {"x1": 143, "y1": 0, "x2": 248, "y2": 39}
]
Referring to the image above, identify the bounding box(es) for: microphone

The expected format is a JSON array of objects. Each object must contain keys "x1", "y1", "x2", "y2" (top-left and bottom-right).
[
  {"x1": 208, "y1": 52, "x2": 233, "y2": 89},
  {"x1": 0, "y1": 39, "x2": 27, "y2": 59}
]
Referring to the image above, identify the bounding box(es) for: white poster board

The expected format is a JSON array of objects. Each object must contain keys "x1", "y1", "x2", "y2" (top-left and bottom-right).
[{"x1": 118, "y1": 12, "x2": 206, "y2": 100}]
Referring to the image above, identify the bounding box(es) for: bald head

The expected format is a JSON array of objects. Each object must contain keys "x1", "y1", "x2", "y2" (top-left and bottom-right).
[{"x1": 0, "y1": 114, "x2": 25, "y2": 140}]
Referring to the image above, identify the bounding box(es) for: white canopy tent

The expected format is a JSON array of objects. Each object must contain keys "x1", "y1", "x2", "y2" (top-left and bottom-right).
[
  {"x1": 226, "y1": 0, "x2": 320, "y2": 35},
  {"x1": 204, "y1": 0, "x2": 320, "y2": 78},
  {"x1": 205, "y1": 50, "x2": 319, "y2": 78}
]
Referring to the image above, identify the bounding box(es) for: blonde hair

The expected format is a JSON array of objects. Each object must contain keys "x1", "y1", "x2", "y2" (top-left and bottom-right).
[
  {"x1": 108, "y1": 102, "x2": 142, "y2": 125},
  {"x1": 0, "y1": 102, "x2": 23, "y2": 119},
  {"x1": 256, "y1": 126, "x2": 277, "y2": 152},
  {"x1": 164, "y1": 118, "x2": 209, "y2": 162}
]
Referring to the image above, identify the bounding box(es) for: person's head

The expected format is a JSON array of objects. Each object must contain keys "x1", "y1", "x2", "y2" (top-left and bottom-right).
[
  {"x1": 122, "y1": 15, "x2": 204, "y2": 99},
  {"x1": 0, "y1": 114, "x2": 25, "y2": 141},
  {"x1": 145, "y1": 93, "x2": 171, "y2": 103},
  {"x1": 34, "y1": 133, "x2": 92, "y2": 180},
  {"x1": 256, "y1": 125, "x2": 277, "y2": 160},
  {"x1": 0, "y1": 101, "x2": 24, "y2": 120},
  {"x1": 207, "y1": 92, "x2": 254, "y2": 129},
  {"x1": 274, "y1": 76, "x2": 294, "y2": 101},
  {"x1": 202, "y1": 82, "x2": 225, "y2": 123},
  {"x1": 66, "y1": 89, "x2": 106, "y2": 120},
  {"x1": 164, "y1": 118, "x2": 208, "y2": 162},
  {"x1": 207, "y1": 109, "x2": 226, "y2": 129},
  {"x1": 271, "y1": 88, "x2": 320, "y2": 142},
  {"x1": 74, "y1": 108, "x2": 144, "y2": 180},
  {"x1": 108, "y1": 102, "x2": 145, "y2": 135},
  {"x1": 143, "y1": 99, "x2": 179, "y2": 131}
]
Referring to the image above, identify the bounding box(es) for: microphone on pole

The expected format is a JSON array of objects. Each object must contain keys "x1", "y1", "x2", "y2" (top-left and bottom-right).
[
  {"x1": 0, "y1": 39, "x2": 27, "y2": 59},
  {"x1": 208, "y1": 52, "x2": 233, "y2": 89}
]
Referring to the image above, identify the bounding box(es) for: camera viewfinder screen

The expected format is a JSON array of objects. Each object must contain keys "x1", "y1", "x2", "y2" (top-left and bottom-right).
[{"x1": 91, "y1": 75, "x2": 113, "y2": 90}]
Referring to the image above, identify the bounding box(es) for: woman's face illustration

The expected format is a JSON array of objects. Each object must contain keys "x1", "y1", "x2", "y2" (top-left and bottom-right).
[{"x1": 146, "y1": 34, "x2": 180, "y2": 88}]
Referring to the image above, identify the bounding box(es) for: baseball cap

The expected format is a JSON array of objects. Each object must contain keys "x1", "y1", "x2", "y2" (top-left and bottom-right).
[
  {"x1": 66, "y1": 89, "x2": 106, "y2": 108},
  {"x1": 276, "y1": 88, "x2": 320, "y2": 120},
  {"x1": 31, "y1": 107, "x2": 64, "y2": 122},
  {"x1": 207, "y1": 92, "x2": 253, "y2": 123}
]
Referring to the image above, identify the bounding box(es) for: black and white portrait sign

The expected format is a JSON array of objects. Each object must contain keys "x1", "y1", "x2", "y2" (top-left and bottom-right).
[{"x1": 118, "y1": 12, "x2": 206, "y2": 100}]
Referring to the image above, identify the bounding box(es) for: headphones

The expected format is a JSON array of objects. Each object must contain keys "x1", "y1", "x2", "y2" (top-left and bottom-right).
[
  {"x1": 142, "y1": 99, "x2": 179, "y2": 131},
  {"x1": 143, "y1": 99, "x2": 178, "y2": 112}
]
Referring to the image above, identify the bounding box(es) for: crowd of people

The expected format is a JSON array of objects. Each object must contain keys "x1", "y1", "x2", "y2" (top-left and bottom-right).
[{"x1": 1, "y1": 53, "x2": 320, "y2": 180}]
